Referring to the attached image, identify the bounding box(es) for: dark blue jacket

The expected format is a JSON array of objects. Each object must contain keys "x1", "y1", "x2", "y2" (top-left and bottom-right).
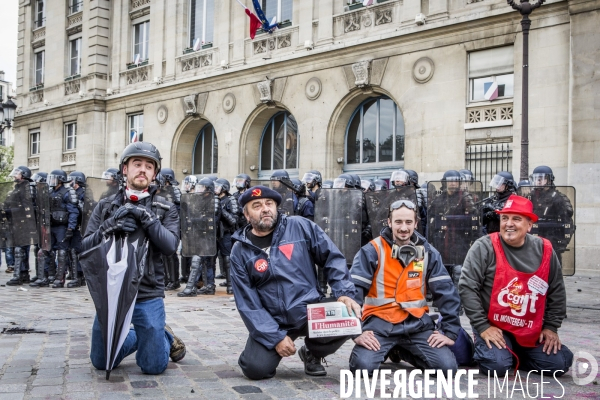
[
  {"x1": 230, "y1": 214, "x2": 357, "y2": 350},
  {"x1": 350, "y1": 227, "x2": 462, "y2": 341}
]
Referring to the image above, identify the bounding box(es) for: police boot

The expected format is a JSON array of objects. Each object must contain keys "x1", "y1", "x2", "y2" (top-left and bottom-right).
[
  {"x1": 7, "y1": 248, "x2": 25, "y2": 286},
  {"x1": 30, "y1": 250, "x2": 49, "y2": 287},
  {"x1": 224, "y1": 256, "x2": 233, "y2": 295},
  {"x1": 178, "y1": 256, "x2": 201, "y2": 297},
  {"x1": 52, "y1": 250, "x2": 68, "y2": 288},
  {"x1": 30, "y1": 245, "x2": 40, "y2": 282},
  {"x1": 165, "y1": 256, "x2": 180, "y2": 291},
  {"x1": 215, "y1": 255, "x2": 225, "y2": 279},
  {"x1": 67, "y1": 248, "x2": 81, "y2": 288},
  {"x1": 197, "y1": 284, "x2": 215, "y2": 295},
  {"x1": 47, "y1": 252, "x2": 57, "y2": 283},
  {"x1": 180, "y1": 256, "x2": 191, "y2": 283}
]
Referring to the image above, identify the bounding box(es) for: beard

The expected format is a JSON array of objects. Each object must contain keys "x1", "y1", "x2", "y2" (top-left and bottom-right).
[
  {"x1": 128, "y1": 174, "x2": 149, "y2": 191},
  {"x1": 248, "y1": 210, "x2": 278, "y2": 233}
]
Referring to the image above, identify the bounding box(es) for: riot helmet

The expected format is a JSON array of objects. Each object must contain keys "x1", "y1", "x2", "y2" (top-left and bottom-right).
[
  {"x1": 390, "y1": 170, "x2": 410, "y2": 188},
  {"x1": 348, "y1": 174, "x2": 361, "y2": 189},
  {"x1": 183, "y1": 175, "x2": 198, "y2": 193},
  {"x1": 160, "y1": 168, "x2": 179, "y2": 186},
  {"x1": 361, "y1": 179, "x2": 375, "y2": 193},
  {"x1": 119, "y1": 142, "x2": 162, "y2": 174},
  {"x1": 214, "y1": 178, "x2": 231, "y2": 195},
  {"x1": 405, "y1": 170, "x2": 420, "y2": 188},
  {"x1": 233, "y1": 173, "x2": 251, "y2": 191},
  {"x1": 442, "y1": 170, "x2": 462, "y2": 194},
  {"x1": 31, "y1": 172, "x2": 47, "y2": 183},
  {"x1": 207, "y1": 175, "x2": 219, "y2": 182},
  {"x1": 270, "y1": 170, "x2": 291, "y2": 190},
  {"x1": 291, "y1": 178, "x2": 306, "y2": 196},
  {"x1": 9, "y1": 166, "x2": 32, "y2": 182},
  {"x1": 102, "y1": 168, "x2": 119, "y2": 181},
  {"x1": 374, "y1": 179, "x2": 388, "y2": 191},
  {"x1": 47, "y1": 170, "x2": 68, "y2": 188},
  {"x1": 322, "y1": 180, "x2": 333, "y2": 189},
  {"x1": 459, "y1": 169, "x2": 475, "y2": 182},
  {"x1": 69, "y1": 171, "x2": 86, "y2": 187},
  {"x1": 302, "y1": 170, "x2": 322, "y2": 189},
  {"x1": 530, "y1": 165, "x2": 555, "y2": 187},
  {"x1": 489, "y1": 171, "x2": 515, "y2": 193},
  {"x1": 154, "y1": 173, "x2": 166, "y2": 188},
  {"x1": 333, "y1": 173, "x2": 355, "y2": 189},
  {"x1": 195, "y1": 177, "x2": 215, "y2": 194}
]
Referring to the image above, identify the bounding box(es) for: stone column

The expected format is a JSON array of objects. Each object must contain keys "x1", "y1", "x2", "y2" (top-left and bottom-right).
[
  {"x1": 317, "y1": 0, "x2": 333, "y2": 46},
  {"x1": 297, "y1": 0, "x2": 314, "y2": 49},
  {"x1": 231, "y1": 0, "x2": 247, "y2": 66},
  {"x1": 215, "y1": 0, "x2": 232, "y2": 66}
]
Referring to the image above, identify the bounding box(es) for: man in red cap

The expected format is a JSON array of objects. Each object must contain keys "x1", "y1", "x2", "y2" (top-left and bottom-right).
[{"x1": 459, "y1": 195, "x2": 573, "y2": 375}]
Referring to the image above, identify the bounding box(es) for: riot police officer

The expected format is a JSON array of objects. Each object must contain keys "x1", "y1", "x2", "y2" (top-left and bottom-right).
[
  {"x1": 179, "y1": 175, "x2": 198, "y2": 283},
  {"x1": 360, "y1": 179, "x2": 375, "y2": 193},
  {"x1": 334, "y1": 173, "x2": 371, "y2": 246},
  {"x1": 101, "y1": 168, "x2": 121, "y2": 199},
  {"x1": 232, "y1": 174, "x2": 251, "y2": 230},
  {"x1": 215, "y1": 178, "x2": 238, "y2": 294},
  {"x1": 373, "y1": 179, "x2": 388, "y2": 191},
  {"x1": 66, "y1": 171, "x2": 86, "y2": 288},
  {"x1": 406, "y1": 169, "x2": 427, "y2": 236},
  {"x1": 32, "y1": 170, "x2": 79, "y2": 288},
  {"x1": 292, "y1": 178, "x2": 315, "y2": 221},
  {"x1": 481, "y1": 171, "x2": 517, "y2": 234},
  {"x1": 178, "y1": 177, "x2": 221, "y2": 296},
  {"x1": 322, "y1": 180, "x2": 333, "y2": 189},
  {"x1": 302, "y1": 170, "x2": 323, "y2": 201},
  {"x1": 5, "y1": 166, "x2": 35, "y2": 286},
  {"x1": 28, "y1": 172, "x2": 47, "y2": 284},
  {"x1": 160, "y1": 168, "x2": 182, "y2": 291}
]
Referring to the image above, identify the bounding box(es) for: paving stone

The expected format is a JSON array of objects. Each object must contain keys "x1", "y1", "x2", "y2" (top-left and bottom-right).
[
  {"x1": 0, "y1": 394, "x2": 24, "y2": 400},
  {"x1": 29, "y1": 386, "x2": 62, "y2": 396},
  {"x1": 0, "y1": 384, "x2": 27, "y2": 394},
  {"x1": 232, "y1": 385, "x2": 263, "y2": 394}
]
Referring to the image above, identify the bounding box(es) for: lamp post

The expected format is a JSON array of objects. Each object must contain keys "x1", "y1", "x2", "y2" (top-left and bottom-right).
[
  {"x1": 0, "y1": 97, "x2": 17, "y2": 146},
  {"x1": 508, "y1": 0, "x2": 545, "y2": 181}
]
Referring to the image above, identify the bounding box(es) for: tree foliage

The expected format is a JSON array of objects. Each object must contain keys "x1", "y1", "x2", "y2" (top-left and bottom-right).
[{"x1": 0, "y1": 146, "x2": 15, "y2": 183}]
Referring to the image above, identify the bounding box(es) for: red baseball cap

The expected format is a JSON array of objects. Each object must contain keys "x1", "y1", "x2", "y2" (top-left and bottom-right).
[{"x1": 495, "y1": 194, "x2": 538, "y2": 223}]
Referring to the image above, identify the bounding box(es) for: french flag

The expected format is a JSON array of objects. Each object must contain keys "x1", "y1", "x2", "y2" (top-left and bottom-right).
[
  {"x1": 193, "y1": 38, "x2": 202, "y2": 51},
  {"x1": 484, "y1": 81, "x2": 499, "y2": 101},
  {"x1": 235, "y1": 0, "x2": 265, "y2": 39},
  {"x1": 363, "y1": 0, "x2": 374, "y2": 5},
  {"x1": 130, "y1": 129, "x2": 138, "y2": 143},
  {"x1": 133, "y1": 54, "x2": 141, "y2": 65}
]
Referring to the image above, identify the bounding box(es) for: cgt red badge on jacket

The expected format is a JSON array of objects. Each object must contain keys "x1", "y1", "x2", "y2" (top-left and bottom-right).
[{"x1": 254, "y1": 259, "x2": 268, "y2": 273}]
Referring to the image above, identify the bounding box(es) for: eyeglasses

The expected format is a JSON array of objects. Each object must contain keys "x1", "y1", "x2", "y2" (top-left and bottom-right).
[{"x1": 389, "y1": 199, "x2": 417, "y2": 212}]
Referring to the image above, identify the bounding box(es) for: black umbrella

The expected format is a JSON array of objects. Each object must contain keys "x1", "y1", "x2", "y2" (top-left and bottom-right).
[{"x1": 80, "y1": 233, "x2": 148, "y2": 380}]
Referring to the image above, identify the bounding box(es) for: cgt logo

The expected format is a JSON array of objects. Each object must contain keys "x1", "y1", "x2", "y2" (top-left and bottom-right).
[{"x1": 254, "y1": 259, "x2": 268, "y2": 273}]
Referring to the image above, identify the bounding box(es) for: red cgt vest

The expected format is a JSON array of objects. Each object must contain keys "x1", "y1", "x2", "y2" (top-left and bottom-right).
[{"x1": 487, "y1": 233, "x2": 553, "y2": 347}]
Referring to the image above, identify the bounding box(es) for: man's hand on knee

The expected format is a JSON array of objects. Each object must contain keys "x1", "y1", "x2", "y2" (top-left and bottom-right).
[
  {"x1": 427, "y1": 331, "x2": 455, "y2": 348},
  {"x1": 353, "y1": 331, "x2": 380, "y2": 351},
  {"x1": 275, "y1": 336, "x2": 296, "y2": 357},
  {"x1": 539, "y1": 329, "x2": 561, "y2": 355},
  {"x1": 481, "y1": 326, "x2": 506, "y2": 350}
]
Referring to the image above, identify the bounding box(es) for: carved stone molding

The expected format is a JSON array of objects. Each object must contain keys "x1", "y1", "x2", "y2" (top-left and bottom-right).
[
  {"x1": 375, "y1": 8, "x2": 393, "y2": 25},
  {"x1": 305, "y1": 77, "x2": 322, "y2": 101},
  {"x1": 29, "y1": 90, "x2": 43, "y2": 104},
  {"x1": 179, "y1": 51, "x2": 213, "y2": 72},
  {"x1": 352, "y1": 60, "x2": 372, "y2": 88},
  {"x1": 339, "y1": 6, "x2": 393, "y2": 34},
  {"x1": 344, "y1": 13, "x2": 361, "y2": 32},
  {"x1": 121, "y1": 64, "x2": 150, "y2": 85},
  {"x1": 28, "y1": 158, "x2": 40, "y2": 168},
  {"x1": 86, "y1": 73, "x2": 108, "y2": 81},
  {"x1": 157, "y1": 105, "x2": 168, "y2": 124},
  {"x1": 32, "y1": 27, "x2": 45, "y2": 48},
  {"x1": 253, "y1": 34, "x2": 291, "y2": 55},
  {"x1": 466, "y1": 104, "x2": 513, "y2": 125},
  {"x1": 62, "y1": 153, "x2": 76, "y2": 164},
  {"x1": 67, "y1": 11, "x2": 82, "y2": 35},
  {"x1": 257, "y1": 79, "x2": 273, "y2": 103},
  {"x1": 222, "y1": 93, "x2": 236, "y2": 113},
  {"x1": 130, "y1": 0, "x2": 150, "y2": 19},
  {"x1": 412, "y1": 57, "x2": 435, "y2": 84},
  {"x1": 64, "y1": 78, "x2": 82, "y2": 95},
  {"x1": 183, "y1": 94, "x2": 197, "y2": 116}
]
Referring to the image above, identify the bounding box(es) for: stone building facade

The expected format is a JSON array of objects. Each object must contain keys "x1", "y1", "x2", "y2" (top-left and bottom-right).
[{"x1": 12, "y1": 0, "x2": 600, "y2": 273}]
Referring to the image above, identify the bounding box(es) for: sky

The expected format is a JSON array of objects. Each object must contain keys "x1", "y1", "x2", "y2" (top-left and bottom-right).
[{"x1": 0, "y1": 0, "x2": 19, "y2": 85}]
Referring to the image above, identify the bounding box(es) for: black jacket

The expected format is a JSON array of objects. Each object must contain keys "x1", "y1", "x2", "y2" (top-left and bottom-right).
[{"x1": 82, "y1": 187, "x2": 180, "y2": 301}]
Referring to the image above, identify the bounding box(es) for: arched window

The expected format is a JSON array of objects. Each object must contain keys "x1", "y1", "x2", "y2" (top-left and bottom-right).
[
  {"x1": 345, "y1": 96, "x2": 405, "y2": 172},
  {"x1": 260, "y1": 111, "x2": 298, "y2": 177},
  {"x1": 190, "y1": 0, "x2": 215, "y2": 48},
  {"x1": 192, "y1": 123, "x2": 217, "y2": 175}
]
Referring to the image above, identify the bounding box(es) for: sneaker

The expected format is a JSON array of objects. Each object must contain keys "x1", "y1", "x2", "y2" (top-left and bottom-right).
[
  {"x1": 5, "y1": 267, "x2": 14, "y2": 273},
  {"x1": 164, "y1": 324, "x2": 186, "y2": 362},
  {"x1": 298, "y1": 345, "x2": 326, "y2": 376}
]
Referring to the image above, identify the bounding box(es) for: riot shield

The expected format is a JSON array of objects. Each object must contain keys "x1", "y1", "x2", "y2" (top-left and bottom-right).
[
  {"x1": 426, "y1": 181, "x2": 482, "y2": 266},
  {"x1": 365, "y1": 187, "x2": 417, "y2": 238},
  {"x1": 180, "y1": 192, "x2": 217, "y2": 257},
  {"x1": 82, "y1": 177, "x2": 115, "y2": 235},
  {"x1": 156, "y1": 185, "x2": 176, "y2": 204},
  {"x1": 0, "y1": 183, "x2": 12, "y2": 248},
  {"x1": 36, "y1": 183, "x2": 51, "y2": 251},
  {"x1": 251, "y1": 180, "x2": 295, "y2": 216},
  {"x1": 6, "y1": 182, "x2": 38, "y2": 247},
  {"x1": 518, "y1": 186, "x2": 576, "y2": 276},
  {"x1": 314, "y1": 189, "x2": 362, "y2": 263}
]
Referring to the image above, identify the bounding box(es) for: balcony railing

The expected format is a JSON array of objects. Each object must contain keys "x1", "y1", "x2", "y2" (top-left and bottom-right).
[{"x1": 33, "y1": 18, "x2": 46, "y2": 29}]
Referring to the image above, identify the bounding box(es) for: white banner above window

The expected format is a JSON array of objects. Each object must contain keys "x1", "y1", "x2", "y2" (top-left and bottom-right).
[{"x1": 469, "y1": 46, "x2": 514, "y2": 78}]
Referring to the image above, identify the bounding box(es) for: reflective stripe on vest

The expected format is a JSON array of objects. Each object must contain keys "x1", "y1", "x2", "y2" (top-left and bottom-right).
[{"x1": 362, "y1": 236, "x2": 429, "y2": 323}]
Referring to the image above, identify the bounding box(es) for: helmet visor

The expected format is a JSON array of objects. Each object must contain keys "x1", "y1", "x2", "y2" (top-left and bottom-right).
[
  {"x1": 374, "y1": 181, "x2": 388, "y2": 191},
  {"x1": 489, "y1": 175, "x2": 507, "y2": 190},
  {"x1": 333, "y1": 178, "x2": 347, "y2": 189},
  {"x1": 233, "y1": 177, "x2": 247, "y2": 189},
  {"x1": 322, "y1": 182, "x2": 332, "y2": 189},
  {"x1": 461, "y1": 173, "x2": 473, "y2": 181},
  {"x1": 47, "y1": 175, "x2": 59, "y2": 187},
  {"x1": 301, "y1": 173, "x2": 317, "y2": 184},
  {"x1": 390, "y1": 170, "x2": 409, "y2": 185},
  {"x1": 8, "y1": 168, "x2": 24, "y2": 179},
  {"x1": 361, "y1": 180, "x2": 371, "y2": 191},
  {"x1": 529, "y1": 173, "x2": 550, "y2": 187},
  {"x1": 214, "y1": 184, "x2": 223, "y2": 195},
  {"x1": 101, "y1": 171, "x2": 115, "y2": 180},
  {"x1": 183, "y1": 181, "x2": 193, "y2": 192},
  {"x1": 195, "y1": 185, "x2": 209, "y2": 193}
]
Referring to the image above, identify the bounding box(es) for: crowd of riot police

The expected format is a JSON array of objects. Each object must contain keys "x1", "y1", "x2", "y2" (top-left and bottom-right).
[{"x1": 2, "y1": 163, "x2": 575, "y2": 294}]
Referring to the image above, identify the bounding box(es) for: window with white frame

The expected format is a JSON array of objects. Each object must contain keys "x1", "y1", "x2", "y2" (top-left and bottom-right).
[
  {"x1": 30, "y1": 131, "x2": 40, "y2": 156},
  {"x1": 345, "y1": 96, "x2": 405, "y2": 168},
  {"x1": 189, "y1": 0, "x2": 214, "y2": 48},
  {"x1": 469, "y1": 46, "x2": 514, "y2": 103},
  {"x1": 261, "y1": 0, "x2": 293, "y2": 24},
  {"x1": 34, "y1": 51, "x2": 45, "y2": 85},
  {"x1": 35, "y1": 0, "x2": 45, "y2": 28},
  {"x1": 128, "y1": 114, "x2": 144, "y2": 143},
  {"x1": 69, "y1": 0, "x2": 82, "y2": 14},
  {"x1": 192, "y1": 124, "x2": 218, "y2": 175},
  {"x1": 133, "y1": 21, "x2": 150, "y2": 62},
  {"x1": 260, "y1": 111, "x2": 298, "y2": 175},
  {"x1": 69, "y1": 38, "x2": 81, "y2": 76},
  {"x1": 64, "y1": 123, "x2": 77, "y2": 151}
]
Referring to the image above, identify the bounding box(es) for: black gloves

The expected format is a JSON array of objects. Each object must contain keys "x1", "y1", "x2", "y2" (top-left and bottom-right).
[
  {"x1": 65, "y1": 229, "x2": 73, "y2": 239},
  {"x1": 124, "y1": 203, "x2": 159, "y2": 230},
  {"x1": 100, "y1": 205, "x2": 138, "y2": 235}
]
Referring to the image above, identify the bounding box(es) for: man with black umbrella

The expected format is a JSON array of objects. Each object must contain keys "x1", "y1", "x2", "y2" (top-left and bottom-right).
[{"x1": 83, "y1": 142, "x2": 186, "y2": 375}]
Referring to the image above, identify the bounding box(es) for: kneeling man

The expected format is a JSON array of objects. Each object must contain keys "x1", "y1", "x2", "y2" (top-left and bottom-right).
[
  {"x1": 459, "y1": 195, "x2": 573, "y2": 375},
  {"x1": 231, "y1": 186, "x2": 361, "y2": 380},
  {"x1": 349, "y1": 200, "x2": 462, "y2": 375}
]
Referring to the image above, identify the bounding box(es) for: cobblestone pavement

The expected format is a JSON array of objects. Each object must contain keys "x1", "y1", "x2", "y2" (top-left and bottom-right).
[{"x1": 0, "y1": 271, "x2": 599, "y2": 400}]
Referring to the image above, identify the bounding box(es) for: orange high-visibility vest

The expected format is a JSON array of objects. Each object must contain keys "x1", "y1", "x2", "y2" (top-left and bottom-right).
[{"x1": 362, "y1": 237, "x2": 429, "y2": 324}]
